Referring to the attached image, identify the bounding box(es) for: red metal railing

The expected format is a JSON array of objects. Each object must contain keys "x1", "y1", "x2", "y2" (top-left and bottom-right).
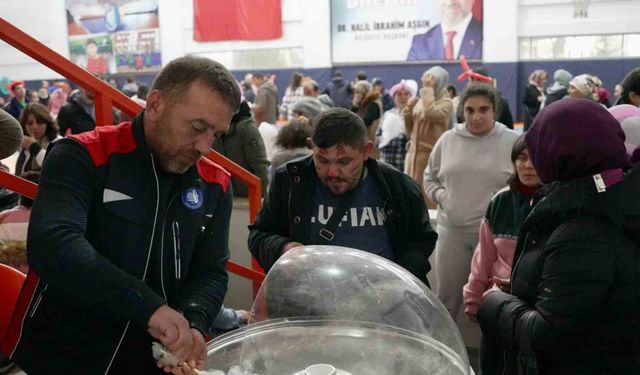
[{"x1": 0, "y1": 17, "x2": 265, "y2": 284}]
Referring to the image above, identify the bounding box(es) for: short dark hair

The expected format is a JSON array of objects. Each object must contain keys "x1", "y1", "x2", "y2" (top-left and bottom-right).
[
  {"x1": 446, "y1": 84, "x2": 457, "y2": 97},
  {"x1": 620, "y1": 67, "x2": 640, "y2": 105},
  {"x1": 356, "y1": 70, "x2": 368, "y2": 81},
  {"x1": 137, "y1": 84, "x2": 149, "y2": 100},
  {"x1": 460, "y1": 83, "x2": 501, "y2": 120},
  {"x1": 507, "y1": 134, "x2": 528, "y2": 190},
  {"x1": 151, "y1": 56, "x2": 240, "y2": 111},
  {"x1": 253, "y1": 72, "x2": 264, "y2": 80},
  {"x1": 312, "y1": 108, "x2": 366, "y2": 149},
  {"x1": 474, "y1": 67, "x2": 491, "y2": 78},
  {"x1": 275, "y1": 117, "x2": 312, "y2": 149}
]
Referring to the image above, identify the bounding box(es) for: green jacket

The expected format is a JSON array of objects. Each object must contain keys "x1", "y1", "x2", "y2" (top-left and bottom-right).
[{"x1": 213, "y1": 114, "x2": 269, "y2": 197}]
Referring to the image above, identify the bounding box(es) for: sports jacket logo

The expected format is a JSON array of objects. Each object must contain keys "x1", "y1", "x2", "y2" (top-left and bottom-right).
[{"x1": 182, "y1": 187, "x2": 203, "y2": 210}]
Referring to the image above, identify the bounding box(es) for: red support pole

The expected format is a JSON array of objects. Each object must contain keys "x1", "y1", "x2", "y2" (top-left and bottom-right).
[{"x1": 0, "y1": 16, "x2": 266, "y2": 291}]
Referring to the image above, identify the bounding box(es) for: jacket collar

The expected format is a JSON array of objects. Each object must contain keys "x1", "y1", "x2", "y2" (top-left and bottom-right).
[{"x1": 525, "y1": 164, "x2": 640, "y2": 231}]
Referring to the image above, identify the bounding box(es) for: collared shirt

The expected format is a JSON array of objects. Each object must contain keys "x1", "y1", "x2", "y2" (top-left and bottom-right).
[{"x1": 440, "y1": 13, "x2": 473, "y2": 59}]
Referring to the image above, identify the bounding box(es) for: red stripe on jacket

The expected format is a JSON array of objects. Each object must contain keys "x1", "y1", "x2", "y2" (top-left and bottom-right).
[
  {"x1": 69, "y1": 123, "x2": 137, "y2": 167},
  {"x1": 2, "y1": 271, "x2": 39, "y2": 358},
  {"x1": 197, "y1": 157, "x2": 231, "y2": 193}
]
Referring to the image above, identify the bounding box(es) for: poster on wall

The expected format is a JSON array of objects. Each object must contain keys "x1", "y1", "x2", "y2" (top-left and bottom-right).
[
  {"x1": 331, "y1": 0, "x2": 483, "y2": 64},
  {"x1": 66, "y1": 0, "x2": 162, "y2": 74}
]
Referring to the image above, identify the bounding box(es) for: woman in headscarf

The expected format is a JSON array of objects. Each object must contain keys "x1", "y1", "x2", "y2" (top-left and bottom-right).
[
  {"x1": 478, "y1": 98, "x2": 640, "y2": 374},
  {"x1": 404, "y1": 66, "x2": 453, "y2": 208},
  {"x1": 544, "y1": 69, "x2": 572, "y2": 107},
  {"x1": 567, "y1": 74, "x2": 597, "y2": 100},
  {"x1": 375, "y1": 78, "x2": 417, "y2": 171}
]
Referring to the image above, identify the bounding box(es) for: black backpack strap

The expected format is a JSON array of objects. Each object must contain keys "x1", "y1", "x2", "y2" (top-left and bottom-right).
[
  {"x1": 316, "y1": 168, "x2": 366, "y2": 244},
  {"x1": 317, "y1": 190, "x2": 358, "y2": 244}
]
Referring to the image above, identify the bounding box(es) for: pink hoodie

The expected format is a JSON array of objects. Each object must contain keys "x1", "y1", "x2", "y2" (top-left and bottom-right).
[{"x1": 463, "y1": 219, "x2": 516, "y2": 315}]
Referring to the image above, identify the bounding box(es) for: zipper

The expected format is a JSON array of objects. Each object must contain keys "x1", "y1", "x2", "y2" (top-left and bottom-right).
[
  {"x1": 511, "y1": 232, "x2": 530, "y2": 282},
  {"x1": 288, "y1": 186, "x2": 293, "y2": 235},
  {"x1": 160, "y1": 193, "x2": 179, "y2": 300},
  {"x1": 501, "y1": 350, "x2": 508, "y2": 375},
  {"x1": 105, "y1": 153, "x2": 160, "y2": 374},
  {"x1": 29, "y1": 284, "x2": 48, "y2": 318},
  {"x1": 172, "y1": 221, "x2": 181, "y2": 279}
]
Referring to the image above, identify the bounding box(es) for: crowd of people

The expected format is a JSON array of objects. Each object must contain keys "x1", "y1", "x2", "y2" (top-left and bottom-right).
[{"x1": 0, "y1": 59, "x2": 639, "y2": 374}]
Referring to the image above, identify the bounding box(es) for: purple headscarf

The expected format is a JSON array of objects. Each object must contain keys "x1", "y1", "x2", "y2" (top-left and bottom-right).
[{"x1": 525, "y1": 98, "x2": 628, "y2": 184}]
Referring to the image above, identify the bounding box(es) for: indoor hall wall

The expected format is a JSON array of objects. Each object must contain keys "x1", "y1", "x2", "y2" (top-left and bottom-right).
[
  {"x1": 0, "y1": 0, "x2": 69, "y2": 80},
  {"x1": 159, "y1": 0, "x2": 330, "y2": 67},
  {"x1": 158, "y1": 0, "x2": 331, "y2": 105},
  {"x1": 518, "y1": 0, "x2": 640, "y2": 37},
  {"x1": 3, "y1": 1, "x2": 640, "y2": 119}
]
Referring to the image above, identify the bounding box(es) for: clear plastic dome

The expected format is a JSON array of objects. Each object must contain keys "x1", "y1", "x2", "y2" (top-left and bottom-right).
[{"x1": 204, "y1": 246, "x2": 469, "y2": 375}]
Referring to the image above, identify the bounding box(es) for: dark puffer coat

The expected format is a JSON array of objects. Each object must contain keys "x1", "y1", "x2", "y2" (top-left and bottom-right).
[{"x1": 478, "y1": 164, "x2": 640, "y2": 374}]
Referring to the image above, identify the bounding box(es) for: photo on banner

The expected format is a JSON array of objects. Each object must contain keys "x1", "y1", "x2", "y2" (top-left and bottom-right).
[
  {"x1": 331, "y1": 0, "x2": 483, "y2": 64},
  {"x1": 113, "y1": 29, "x2": 162, "y2": 73},
  {"x1": 66, "y1": 0, "x2": 162, "y2": 74},
  {"x1": 68, "y1": 34, "x2": 115, "y2": 76}
]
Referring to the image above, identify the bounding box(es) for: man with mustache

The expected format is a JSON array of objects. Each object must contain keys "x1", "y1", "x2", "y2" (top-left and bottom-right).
[
  {"x1": 249, "y1": 108, "x2": 437, "y2": 286},
  {"x1": 4, "y1": 56, "x2": 239, "y2": 374}
]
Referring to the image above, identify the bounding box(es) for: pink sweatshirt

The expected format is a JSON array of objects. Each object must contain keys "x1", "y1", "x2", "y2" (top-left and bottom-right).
[
  {"x1": 463, "y1": 219, "x2": 516, "y2": 315},
  {"x1": 463, "y1": 184, "x2": 535, "y2": 315}
]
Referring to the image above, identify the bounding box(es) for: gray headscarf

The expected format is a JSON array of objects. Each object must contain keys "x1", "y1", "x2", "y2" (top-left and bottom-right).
[
  {"x1": 547, "y1": 69, "x2": 572, "y2": 94},
  {"x1": 425, "y1": 66, "x2": 449, "y2": 96}
]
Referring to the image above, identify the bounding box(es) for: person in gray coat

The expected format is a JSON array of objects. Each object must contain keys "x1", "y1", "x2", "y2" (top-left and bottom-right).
[{"x1": 252, "y1": 73, "x2": 279, "y2": 125}]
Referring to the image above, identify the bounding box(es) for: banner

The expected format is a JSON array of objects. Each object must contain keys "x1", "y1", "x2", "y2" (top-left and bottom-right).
[
  {"x1": 331, "y1": 0, "x2": 483, "y2": 64},
  {"x1": 193, "y1": 0, "x2": 282, "y2": 42},
  {"x1": 66, "y1": 0, "x2": 162, "y2": 74}
]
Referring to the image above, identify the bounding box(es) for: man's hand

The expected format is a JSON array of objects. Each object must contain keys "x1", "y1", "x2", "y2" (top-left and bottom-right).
[
  {"x1": 421, "y1": 73, "x2": 436, "y2": 88},
  {"x1": 282, "y1": 241, "x2": 304, "y2": 253},
  {"x1": 186, "y1": 328, "x2": 206, "y2": 371},
  {"x1": 148, "y1": 305, "x2": 193, "y2": 366}
]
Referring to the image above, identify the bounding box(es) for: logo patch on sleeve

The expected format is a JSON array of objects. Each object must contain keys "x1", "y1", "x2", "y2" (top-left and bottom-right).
[{"x1": 182, "y1": 187, "x2": 204, "y2": 210}]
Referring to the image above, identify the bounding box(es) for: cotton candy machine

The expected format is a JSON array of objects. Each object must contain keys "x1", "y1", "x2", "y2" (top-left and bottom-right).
[{"x1": 204, "y1": 246, "x2": 469, "y2": 375}]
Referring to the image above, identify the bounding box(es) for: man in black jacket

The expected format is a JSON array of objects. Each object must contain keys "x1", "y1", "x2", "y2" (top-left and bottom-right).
[
  {"x1": 56, "y1": 88, "x2": 97, "y2": 136},
  {"x1": 248, "y1": 108, "x2": 437, "y2": 286},
  {"x1": 3, "y1": 56, "x2": 240, "y2": 374}
]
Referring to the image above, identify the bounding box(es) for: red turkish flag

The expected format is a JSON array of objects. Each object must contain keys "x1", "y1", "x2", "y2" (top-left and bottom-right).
[{"x1": 193, "y1": 0, "x2": 283, "y2": 42}]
